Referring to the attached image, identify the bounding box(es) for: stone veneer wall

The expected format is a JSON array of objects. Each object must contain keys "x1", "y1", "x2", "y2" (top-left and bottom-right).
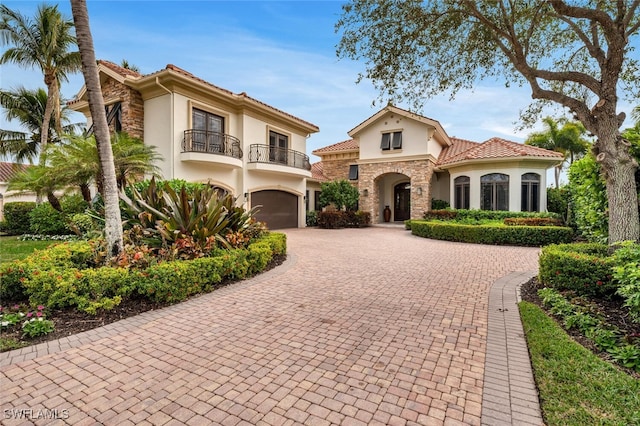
[
  {"x1": 320, "y1": 155, "x2": 358, "y2": 182},
  {"x1": 358, "y1": 159, "x2": 434, "y2": 222},
  {"x1": 101, "y1": 77, "x2": 144, "y2": 140}
]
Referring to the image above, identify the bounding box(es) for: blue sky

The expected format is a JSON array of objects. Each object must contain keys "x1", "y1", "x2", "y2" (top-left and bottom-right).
[{"x1": 1, "y1": 0, "x2": 639, "y2": 166}]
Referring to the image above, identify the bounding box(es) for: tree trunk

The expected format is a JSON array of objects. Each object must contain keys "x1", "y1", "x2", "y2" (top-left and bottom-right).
[
  {"x1": 80, "y1": 182, "x2": 91, "y2": 202},
  {"x1": 40, "y1": 76, "x2": 56, "y2": 162},
  {"x1": 596, "y1": 122, "x2": 640, "y2": 244},
  {"x1": 70, "y1": 0, "x2": 123, "y2": 258},
  {"x1": 47, "y1": 191, "x2": 62, "y2": 212}
]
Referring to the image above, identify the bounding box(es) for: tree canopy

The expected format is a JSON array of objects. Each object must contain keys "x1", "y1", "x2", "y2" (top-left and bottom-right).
[{"x1": 337, "y1": 0, "x2": 640, "y2": 243}]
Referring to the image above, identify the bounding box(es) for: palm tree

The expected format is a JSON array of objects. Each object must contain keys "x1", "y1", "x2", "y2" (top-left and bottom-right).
[
  {"x1": 525, "y1": 117, "x2": 591, "y2": 188},
  {"x1": 119, "y1": 59, "x2": 140, "y2": 73},
  {"x1": 0, "y1": 4, "x2": 81, "y2": 157},
  {"x1": 7, "y1": 162, "x2": 63, "y2": 210},
  {"x1": 70, "y1": 0, "x2": 123, "y2": 257},
  {"x1": 0, "y1": 86, "x2": 82, "y2": 163},
  {"x1": 111, "y1": 132, "x2": 162, "y2": 190}
]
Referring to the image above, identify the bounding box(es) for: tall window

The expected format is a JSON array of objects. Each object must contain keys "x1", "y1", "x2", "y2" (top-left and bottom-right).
[
  {"x1": 192, "y1": 108, "x2": 224, "y2": 152},
  {"x1": 481, "y1": 173, "x2": 509, "y2": 211},
  {"x1": 381, "y1": 131, "x2": 402, "y2": 150},
  {"x1": 521, "y1": 173, "x2": 540, "y2": 212},
  {"x1": 454, "y1": 176, "x2": 470, "y2": 209},
  {"x1": 269, "y1": 130, "x2": 288, "y2": 163}
]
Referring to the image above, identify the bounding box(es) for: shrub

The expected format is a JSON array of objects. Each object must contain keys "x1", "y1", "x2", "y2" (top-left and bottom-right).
[
  {"x1": 306, "y1": 210, "x2": 318, "y2": 227},
  {"x1": 547, "y1": 186, "x2": 570, "y2": 223},
  {"x1": 0, "y1": 241, "x2": 95, "y2": 301},
  {"x1": 3, "y1": 202, "x2": 36, "y2": 235},
  {"x1": 423, "y1": 209, "x2": 559, "y2": 222},
  {"x1": 318, "y1": 211, "x2": 348, "y2": 229},
  {"x1": 344, "y1": 210, "x2": 371, "y2": 227},
  {"x1": 504, "y1": 217, "x2": 564, "y2": 227},
  {"x1": 411, "y1": 221, "x2": 573, "y2": 247},
  {"x1": 29, "y1": 203, "x2": 69, "y2": 235},
  {"x1": 431, "y1": 199, "x2": 450, "y2": 210},
  {"x1": 568, "y1": 154, "x2": 608, "y2": 243},
  {"x1": 318, "y1": 180, "x2": 359, "y2": 211},
  {"x1": 612, "y1": 242, "x2": 640, "y2": 323},
  {"x1": 538, "y1": 243, "x2": 617, "y2": 297},
  {"x1": 423, "y1": 210, "x2": 457, "y2": 220}
]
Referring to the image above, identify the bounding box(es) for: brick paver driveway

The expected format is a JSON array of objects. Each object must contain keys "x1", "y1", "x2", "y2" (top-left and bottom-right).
[{"x1": 1, "y1": 227, "x2": 540, "y2": 425}]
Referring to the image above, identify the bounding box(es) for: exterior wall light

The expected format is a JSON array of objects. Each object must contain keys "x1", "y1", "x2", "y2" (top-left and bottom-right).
[
  {"x1": 363, "y1": 189, "x2": 369, "y2": 197},
  {"x1": 417, "y1": 187, "x2": 423, "y2": 195}
]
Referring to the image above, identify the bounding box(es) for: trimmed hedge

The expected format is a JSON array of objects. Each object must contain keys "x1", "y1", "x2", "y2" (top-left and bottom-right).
[
  {"x1": 317, "y1": 210, "x2": 371, "y2": 229},
  {"x1": 410, "y1": 221, "x2": 573, "y2": 246},
  {"x1": 0, "y1": 232, "x2": 287, "y2": 310},
  {"x1": 3, "y1": 202, "x2": 36, "y2": 235},
  {"x1": 538, "y1": 243, "x2": 617, "y2": 297},
  {"x1": 423, "y1": 209, "x2": 560, "y2": 221},
  {"x1": 504, "y1": 217, "x2": 564, "y2": 227}
]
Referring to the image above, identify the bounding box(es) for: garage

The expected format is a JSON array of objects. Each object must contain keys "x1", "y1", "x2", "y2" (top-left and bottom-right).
[{"x1": 251, "y1": 190, "x2": 298, "y2": 230}]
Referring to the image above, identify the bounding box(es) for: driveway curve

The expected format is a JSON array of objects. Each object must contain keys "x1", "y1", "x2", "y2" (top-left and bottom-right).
[{"x1": 1, "y1": 227, "x2": 540, "y2": 425}]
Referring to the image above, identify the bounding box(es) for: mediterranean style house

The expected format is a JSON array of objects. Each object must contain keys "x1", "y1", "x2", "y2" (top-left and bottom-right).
[
  {"x1": 310, "y1": 105, "x2": 564, "y2": 223},
  {"x1": 69, "y1": 60, "x2": 319, "y2": 229},
  {"x1": 67, "y1": 62, "x2": 562, "y2": 229}
]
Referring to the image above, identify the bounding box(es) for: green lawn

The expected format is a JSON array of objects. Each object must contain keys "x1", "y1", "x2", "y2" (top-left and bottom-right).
[
  {"x1": 519, "y1": 301, "x2": 640, "y2": 426},
  {"x1": 0, "y1": 236, "x2": 55, "y2": 264}
]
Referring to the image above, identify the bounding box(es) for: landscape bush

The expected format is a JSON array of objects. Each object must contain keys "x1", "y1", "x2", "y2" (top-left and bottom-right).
[
  {"x1": 423, "y1": 208, "x2": 560, "y2": 222},
  {"x1": 29, "y1": 203, "x2": 68, "y2": 235},
  {"x1": 306, "y1": 210, "x2": 318, "y2": 227},
  {"x1": 317, "y1": 210, "x2": 371, "y2": 229},
  {"x1": 612, "y1": 242, "x2": 640, "y2": 323},
  {"x1": 0, "y1": 233, "x2": 286, "y2": 311},
  {"x1": 410, "y1": 220, "x2": 573, "y2": 246},
  {"x1": 538, "y1": 243, "x2": 617, "y2": 297},
  {"x1": 2, "y1": 202, "x2": 36, "y2": 235},
  {"x1": 504, "y1": 217, "x2": 564, "y2": 227}
]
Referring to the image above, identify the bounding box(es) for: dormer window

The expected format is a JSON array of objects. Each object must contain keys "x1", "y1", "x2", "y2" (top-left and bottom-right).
[{"x1": 381, "y1": 131, "x2": 402, "y2": 151}]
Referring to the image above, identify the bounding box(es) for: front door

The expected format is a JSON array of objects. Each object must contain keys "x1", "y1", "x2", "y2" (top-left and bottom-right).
[{"x1": 394, "y1": 182, "x2": 411, "y2": 221}]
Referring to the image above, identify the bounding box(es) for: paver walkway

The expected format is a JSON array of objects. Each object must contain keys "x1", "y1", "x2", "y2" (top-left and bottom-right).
[{"x1": 1, "y1": 227, "x2": 541, "y2": 425}]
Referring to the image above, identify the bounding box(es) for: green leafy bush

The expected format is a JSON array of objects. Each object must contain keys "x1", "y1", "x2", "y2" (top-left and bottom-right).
[
  {"x1": 29, "y1": 203, "x2": 69, "y2": 235},
  {"x1": 538, "y1": 243, "x2": 616, "y2": 297},
  {"x1": 547, "y1": 186, "x2": 570, "y2": 224},
  {"x1": 612, "y1": 242, "x2": 640, "y2": 323},
  {"x1": 318, "y1": 180, "x2": 359, "y2": 211},
  {"x1": 504, "y1": 217, "x2": 564, "y2": 227},
  {"x1": 3, "y1": 202, "x2": 36, "y2": 235},
  {"x1": 568, "y1": 154, "x2": 608, "y2": 243},
  {"x1": 306, "y1": 210, "x2": 318, "y2": 227},
  {"x1": 431, "y1": 199, "x2": 450, "y2": 210},
  {"x1": 411, "y1": 221, "x2": 573, "y2": 246}
]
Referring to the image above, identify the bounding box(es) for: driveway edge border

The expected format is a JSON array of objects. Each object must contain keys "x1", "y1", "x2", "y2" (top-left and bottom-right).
[{"x1": 481, "y1": 270, "x2": 543, "y2": 426}]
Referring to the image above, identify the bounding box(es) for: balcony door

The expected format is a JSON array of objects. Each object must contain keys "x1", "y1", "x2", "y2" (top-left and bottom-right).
[
  {"x1": 269, "y1": 130, "x2": 288, "y2": 164},
  {"x1": 193, "y1": 108, "x2": 224, "y2": 153}
]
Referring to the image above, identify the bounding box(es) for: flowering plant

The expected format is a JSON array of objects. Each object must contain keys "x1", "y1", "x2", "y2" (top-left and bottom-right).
[{"x1": 21, "y1": 305, "x2": 54, "y2": 338}]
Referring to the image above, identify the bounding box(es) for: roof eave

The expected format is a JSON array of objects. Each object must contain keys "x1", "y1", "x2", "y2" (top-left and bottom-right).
[{"x1": 438, "y1": 156, "x2": 564, "y2": 169}]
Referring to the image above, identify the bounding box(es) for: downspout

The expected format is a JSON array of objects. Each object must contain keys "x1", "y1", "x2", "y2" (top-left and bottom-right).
[{"x1": 155, "y1": 77, "x2": 174, "y2": 179}]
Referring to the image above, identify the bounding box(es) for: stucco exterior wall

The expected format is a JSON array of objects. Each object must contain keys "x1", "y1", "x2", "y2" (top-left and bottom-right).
[
  {"x1": 144, "y1": 94, "x2": 172, "y2": 180},
  {"x1": 447, "y1": 161, "x2": 550, "y2": 211}
]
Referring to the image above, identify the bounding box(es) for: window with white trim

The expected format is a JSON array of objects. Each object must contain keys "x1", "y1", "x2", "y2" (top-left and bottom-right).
[{"x1": 381, "y1": 131, "x2": 402, "y2": 151}]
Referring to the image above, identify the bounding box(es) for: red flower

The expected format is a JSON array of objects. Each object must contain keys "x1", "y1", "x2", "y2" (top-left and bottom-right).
[{"x1": 597, "y1": 281, "x2": 603, "y2": 286}]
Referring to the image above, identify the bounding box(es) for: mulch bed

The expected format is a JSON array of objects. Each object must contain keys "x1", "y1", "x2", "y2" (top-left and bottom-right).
[{"x1": 1, "y1": 254, "x2": 287, "y2": 351}]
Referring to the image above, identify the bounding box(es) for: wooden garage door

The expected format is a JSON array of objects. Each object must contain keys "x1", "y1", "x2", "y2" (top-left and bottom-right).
[{"x1": 251, "y1": 190, "x2": 298, "y2": 230}]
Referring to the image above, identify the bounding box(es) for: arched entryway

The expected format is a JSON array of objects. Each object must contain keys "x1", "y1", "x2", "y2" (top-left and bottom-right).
[{"x1": 394, "y1": 182, "x2": 411, "y2": 221}]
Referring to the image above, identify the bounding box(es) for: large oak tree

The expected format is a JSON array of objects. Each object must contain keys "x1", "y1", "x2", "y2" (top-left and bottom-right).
[{"x1": 337, "y1": 0, "x2": 640, "y2": 244}]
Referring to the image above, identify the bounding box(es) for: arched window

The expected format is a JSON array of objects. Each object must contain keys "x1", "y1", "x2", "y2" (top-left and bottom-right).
[
  {"x1": 521, "y1": 173, "x2": 540, "y2": 212},
  {"x1": 454, "y1": 176, "x2": 470, "y2": 209},
  {"x1": 481, "y1": 173, "x2": 509, "y2": 211}
]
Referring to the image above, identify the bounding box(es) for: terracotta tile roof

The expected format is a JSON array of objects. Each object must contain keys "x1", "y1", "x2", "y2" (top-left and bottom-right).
[
  {"x1": 310, "y1": 162, "x2": 328, "y2": 182},
  {"x1": 97, "y1": 60, "x2": 142, "y2": 78},
  {"x1": 0, "y1": 162, "x2": 28, "y2": 183},
  {"x1": 438, "y1": 137, "x2": 480, "y2": 163},
  {"x1": 438, "y1": 137, "x2": 564, "y2": 166},
  {"x1": 312, "y1": 139, "x2": 359, "y2": 155}
]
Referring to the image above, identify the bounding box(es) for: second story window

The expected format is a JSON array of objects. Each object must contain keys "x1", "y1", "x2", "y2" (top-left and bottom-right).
[
  {"x1": 349, "y1": 165, "x2": 359, "y2": 180},
  {"x1": 269, "y1": 130, "x2": 288, "y2": 163},
  {"x1": 381, "y1": 131, "x2": 402, "y2": 151}
]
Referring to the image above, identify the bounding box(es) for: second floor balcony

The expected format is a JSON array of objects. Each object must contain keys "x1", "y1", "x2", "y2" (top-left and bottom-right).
[
  {"x1": 248, "y1": 144, "x2": 311, "y2": 171},
  {"x1": 181, "y1": 129, "x2": 243, "y2": 168},
  {"x1": 183, "y1": 130, "x2": 243, "y2": 158}
]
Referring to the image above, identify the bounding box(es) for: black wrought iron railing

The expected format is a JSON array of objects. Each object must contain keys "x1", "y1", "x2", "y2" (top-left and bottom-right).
[
  {"x1": 182, "y1": 130, "x2": 243, "y2": 159},
  {"x1": 248, "y1": 144, "x2": 311, "y2": 171}
]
